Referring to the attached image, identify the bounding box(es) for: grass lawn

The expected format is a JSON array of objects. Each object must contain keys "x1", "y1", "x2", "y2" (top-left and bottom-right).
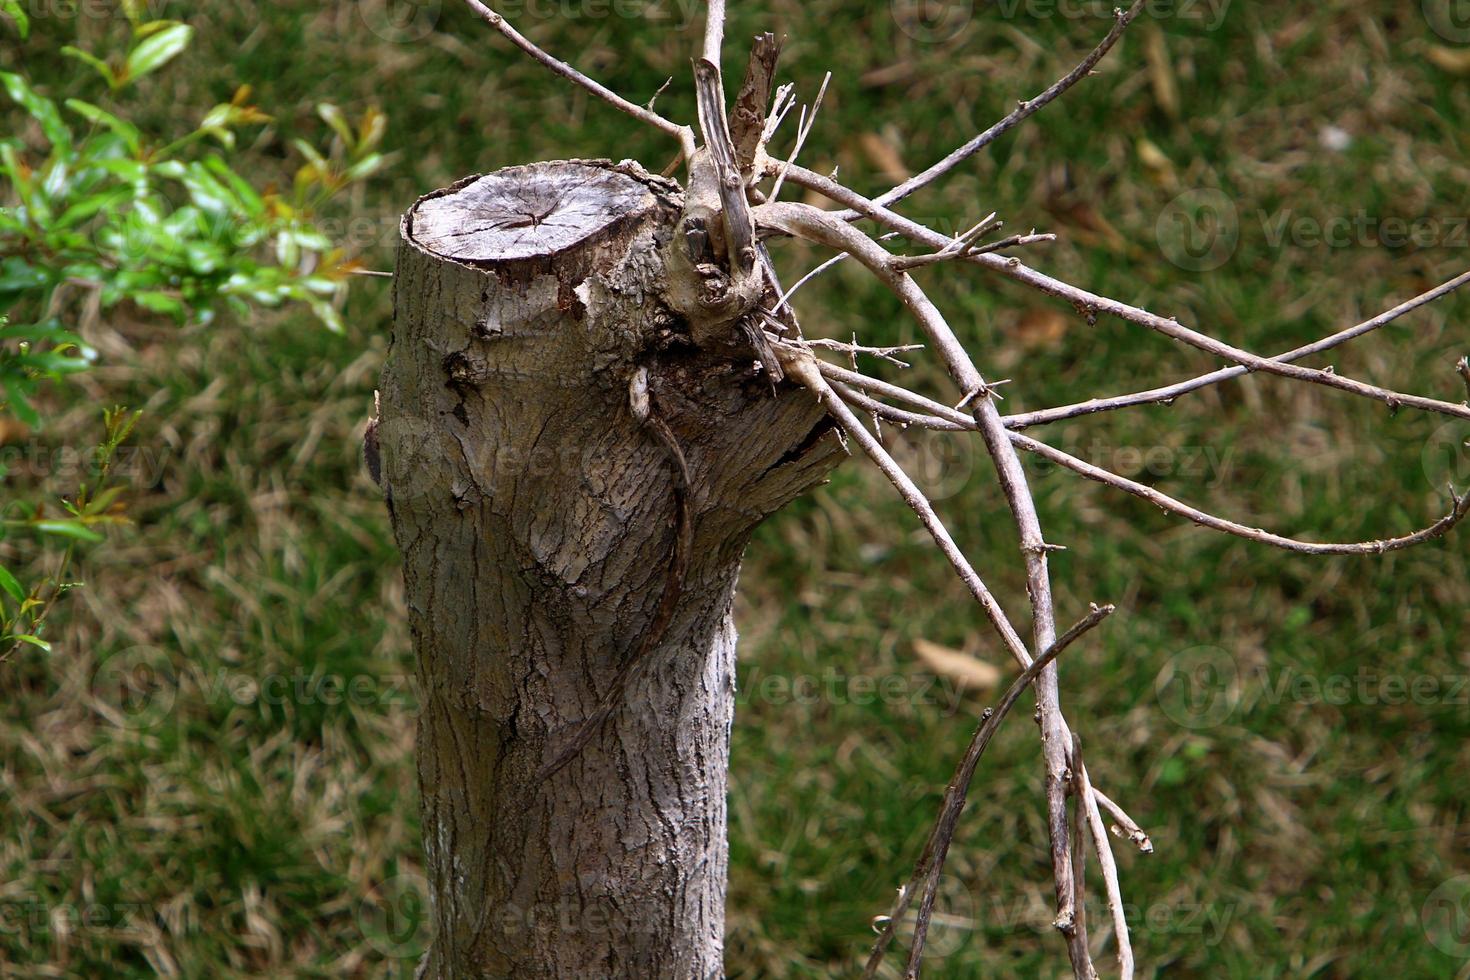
[{"x1": 2, "y1": 0, "x2": 1468, "y2": 976}]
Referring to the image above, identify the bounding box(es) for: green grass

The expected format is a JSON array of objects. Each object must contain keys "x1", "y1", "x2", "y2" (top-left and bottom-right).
[{"x1": 3, "y1": 0, "x2": 1470, "y2": 976}]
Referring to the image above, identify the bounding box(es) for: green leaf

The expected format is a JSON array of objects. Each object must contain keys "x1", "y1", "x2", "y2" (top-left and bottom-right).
[
  {"x1": 65, "y1": 99, "x2": 140, "y2": 153},
  {"x1": 316, "y1": 103, "x2": 356, "y2": 149},
  {"x1": 0, "y1": 563, "x2": 26, "y2": 603},
  {"x1": 122, "y1": 23, "x2": 194, "y2": 86},
  {"x1": 3, "y1": 383, "x2": 40, "y2": 427},
  {"x1": 0, "y1": 72, "x2": 71, "y2": 151},
  {"x1": 0, "y1": 0, "x2": 29, "y2": 39},
  {"x1": 343, "y1": 152, "x2": 384, "y2": 183},
  {"x1": 60, "y1": 47, "x2": 119, "y2": 90},
  {"x1": 32, "y1": 520, "x2": 105, "y2": 543},
  {"x1": 0, "y1": 257, "x2": 51, "y2": 298},
  {"x1": 55, "y1": 186, "x2": 134, "y2": 230},
  {"x1": 202, "y1": 155, "x2": 263, "y2": 216},
  {"x1": 306, "y1": 295, "x2": 345, "y2": 333},
  {"x1": 82, "y1": 485, "x2": 125, "y2": 516},
  {"x1": 296, "y1": 136, "x2": 333, "y2": 168},
  {"x1": 9, "y1": 634, "x2": 52, "y2": 652},
  {"x1": 130, "y1": 291, "x2": 186, "y2": 321}
]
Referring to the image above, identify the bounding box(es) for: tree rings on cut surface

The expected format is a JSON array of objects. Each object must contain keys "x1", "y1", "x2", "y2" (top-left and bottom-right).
[{"x1": 407, "y1": 161, "x2": 659, "y2": 264}]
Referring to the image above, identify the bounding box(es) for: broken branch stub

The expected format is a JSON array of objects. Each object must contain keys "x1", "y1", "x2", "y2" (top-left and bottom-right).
[{"x1": 378, "y1": 158, "x2": 844, "y2": 976}]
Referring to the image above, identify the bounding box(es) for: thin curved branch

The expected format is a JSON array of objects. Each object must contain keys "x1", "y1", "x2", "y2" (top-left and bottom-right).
[
  {"x1": 1005, "y1": 268, "x2": 1470, "y2": 428},
  {"x1": 772, "y1": 253, "x2": 849, "y2": 313},
  {"x1": 829, "y1": 379, "x2": 1470, "y2": 555},
  {"x1": 1065, "y1": 733, "x2": 1095, "y2": 980},
  {"x1": 839, "y1": 0, "x2": 1146, "y2": 220},
  {"x1": 462, "y1": 0, "x2": 696, "y2": 159},
  {"x1": 864, "y1": 604, "x2": 1116, "y2": 979},
  {"x1": 1075, "y1": 744, "x2": 1133, "y2": 980},
  {"x1": 779, "y1": 350, "x2": 1033, "y2": 669},
  {"x1": 1011, "y1": 431, "x2": 1470, "y2": 555},
  {"x1": 777, "y1": 164, "x2": 1470, "y2": 422},
  {"x1": 759, "y1": 200, "x2": 1091, "y2": 977}
]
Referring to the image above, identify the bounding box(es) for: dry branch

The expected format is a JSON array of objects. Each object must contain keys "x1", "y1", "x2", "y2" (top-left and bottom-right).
[
  {"x1": 443, "y1": 5, "x2": 1468, "y2": 976},
  {"x1": 462, "y1": 0, "x2": 695, "y2": 158},
  {"x1": 835, "y1": 0, "x2": 1147, "y2": 218},
  {"x1": 863, "y1": 604, "x2": 1115, "y2": 978}
]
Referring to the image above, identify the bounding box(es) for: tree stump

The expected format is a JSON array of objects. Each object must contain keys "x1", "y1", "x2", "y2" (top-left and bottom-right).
[{"x1": 377, "y1": 159, "x2": 845, "y2": 977}]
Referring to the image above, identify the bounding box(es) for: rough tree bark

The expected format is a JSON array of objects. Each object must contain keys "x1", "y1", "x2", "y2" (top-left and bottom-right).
[{"x1": 376, "y1": 158, "x2": 844, "y2": 977}]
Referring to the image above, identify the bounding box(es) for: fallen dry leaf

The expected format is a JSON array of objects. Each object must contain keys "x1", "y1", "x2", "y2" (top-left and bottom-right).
[
  {"x1": 858, "y1": 130, "x2": 910, "y2": 185},
  {"x1": 1427, "y1": 45, "x2": 1470, "y2": 75},
  {"x1": 1143, "y1": 24, "x2": 1181, "y2": 120},
  {"x1": 1013, "y1": 307, "x2": 1070, "y2": 351},
  {"x1": 913, "y1": 638, "x2": 1002, "y2": 691}
]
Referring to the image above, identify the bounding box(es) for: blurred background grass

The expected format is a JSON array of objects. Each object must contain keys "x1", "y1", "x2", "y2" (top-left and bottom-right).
[{"x1": 3, "y1": 0, "x2": 1469, "y2": 976}]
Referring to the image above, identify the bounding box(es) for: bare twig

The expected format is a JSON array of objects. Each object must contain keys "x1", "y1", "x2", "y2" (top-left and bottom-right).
[
  {"x1": 1011, "y1": 431, "x2": 1470, "y2": 555},
  {"x1": 759, "y1": 83, "x2": 797, "y2": 150},
  {"x1": 759, "y1": 199, "x2": 1090, "y2": 978},
  {"x1": 1007, "y1": 270, "x2": 1470, "y2": 427},
  {"x1": 1075, "y1": 745, "x2": 1134, "y2": 979},
  {"x1": 1093, "y1": 788, "x2": 1153, "y2": 854},
  {"x1": 771, "y1": 253, "x2": 849, "y2": 313},
  {"x1": 776, "y1": 165, "x2": 1470, "y2": 422},
  {"x1": 768, "y1": 72, "x2": 832, "y2": 203},
  {"x1": 795, "y1": 336, "x2": 923, "y2": 366},
  {"x1": 780, "y1": 350, "x2": 1032, "y2": 668},
  {"x1": 1066, "y1": 733, "x2": 1097, "y2": 980},
  {"x1": 1458, "y1": 355, "x2": 1470, "y2": 403},
  {"x1": 838, "y1": 0, "x2": 1146, "y2": 220},
  {"x1": 461, "y1": 0, "x2": 696, "y2": 159},
  {"x1": 865, "y1": 604, "x2": 1116, "y2": 979},
  {"x1": 827, "y1": 378, "x2": 1470, "y2": 555}
]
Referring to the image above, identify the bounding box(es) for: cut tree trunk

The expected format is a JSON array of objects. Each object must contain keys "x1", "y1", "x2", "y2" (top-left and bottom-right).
[{"x1": 377, "y1": 159, "x2": 845, "y2": 978}]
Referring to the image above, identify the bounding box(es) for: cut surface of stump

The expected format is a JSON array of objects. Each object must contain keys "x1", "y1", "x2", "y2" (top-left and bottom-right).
[{"x1": 409, "y1": 161, "x2": 658, "y2": 262}]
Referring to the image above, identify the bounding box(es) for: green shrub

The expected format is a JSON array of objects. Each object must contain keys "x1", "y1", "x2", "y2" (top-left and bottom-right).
[{"x1": 0, "y1": 3, "x2": 381, "y2": 657}]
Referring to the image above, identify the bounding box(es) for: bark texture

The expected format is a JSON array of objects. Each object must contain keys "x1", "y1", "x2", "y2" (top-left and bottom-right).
[{"x1": 377, "y1": 159, "x2": 844, "y2": 978}]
